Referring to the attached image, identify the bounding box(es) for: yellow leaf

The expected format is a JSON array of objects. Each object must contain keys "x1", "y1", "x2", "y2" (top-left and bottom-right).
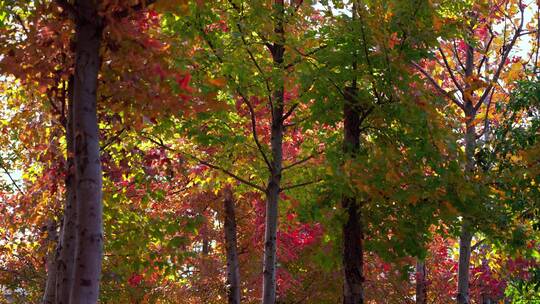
[{"x1": 507, "y1": 63, "x2": 522, "y2": 80}]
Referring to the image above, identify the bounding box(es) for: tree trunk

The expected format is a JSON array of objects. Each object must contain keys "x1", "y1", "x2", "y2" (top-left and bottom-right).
[
  {"x1": 69, "y1": 1, "x2": 104, "y2": 303},
  {"x1": 262, "y1": 1, "x2": 285, "y2": 304},
  {"x1": 55, "y1": 76, "x2": 77, "y2": 304},
  {"x1": 457, "y1": 42, "x2": 476, "y2": 304},
  {"x1": 415, "y1": 260, "x2": 427, "y2": 304},
  {"x1": 42, "y1": 220, "x2": 58, "y2": 304},
  {"x1": 342, "y1": 86, "x2": 364, "y2": 304},
  {"x1": 223, "y1": 186, "x2": 241, "y2": 304}
]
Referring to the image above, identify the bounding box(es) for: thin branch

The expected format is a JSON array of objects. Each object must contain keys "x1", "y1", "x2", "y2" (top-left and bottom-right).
[
  {"x1": 0, "y1": 157, "x2": 23, "y2": 195},
  {"x1": 280, "y1": 179, "x2": 322, "y2": 192},
  {"x1": 282, "y1": 153, "x2": 317, "y2": 171},
  {"x1": 477, "y1": 26, "x2": 495, "y2": 75},
  {"x1": 197, "y1": 20, "x2": 272, "y2": 170},
  {"x1": 471, "y1": 239, "x2": 486, "y2": 251},
  {"x1": 197, "y1": 159, "x2": 265, "y2": 192},
  {"x1": 411, "y1": 62, "x2": 465, "y2": 110},
  {"x1": 452, "y1": 39, "x2": 467, "y2": 72},
  {"x1": 13, "y1": 14, "x2": 30, "y2": 36},
  {"x1": 235, "y1": 22, "x2": 274, "y2": 107},
  {"x1": 284, "y1": 44, "x2": 328, "y2": 69},
  {"x1": 282, "y1": 103, "x2": 298, "y2": 122},
  {"x1": 474, "y1": 2, "x2": 524, "y2": 112},
  {"x1": 438, "y1": 46, "x2": 464, "y2": 96},
  {"x1": 142, "y1": 135, "x2": 265, "y2": 192},
  {"x1": 477, "y1": 90, "x2": 494, "y2": 140},
  {"x1": 101, "y1": 128, "x2": 126, "y2": 151},
  {"x1": 237, "y1": 92, "x2": 273, "y2": 170}
]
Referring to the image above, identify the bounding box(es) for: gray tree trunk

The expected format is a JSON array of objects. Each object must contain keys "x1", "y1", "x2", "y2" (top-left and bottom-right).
[
  {"x1": 56, "y1": 76, "x2": 77, "y2": 304},
  {"x1": 261, "y1": 1, "x2": 285, "y2": 304},
  {"x1": 42, "y1": 221, "x2": 58, "y2": 304},
  {"x1": 69, "y1": 1, "x2": 104, "y2": 303},
  {"x1": 415, "y1": 260, "x2": 427, "y2": 304},
  {"x1": 224, "y1": 186, "x2": 241, "y2": 304},
  {"x1": 457, "y1": 42, "x2": 476, "y2": 304}
]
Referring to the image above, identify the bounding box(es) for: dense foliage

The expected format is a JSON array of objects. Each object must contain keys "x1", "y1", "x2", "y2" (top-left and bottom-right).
[{"x1": 0, "y1": 1, "x2": 539, "y2": 304}]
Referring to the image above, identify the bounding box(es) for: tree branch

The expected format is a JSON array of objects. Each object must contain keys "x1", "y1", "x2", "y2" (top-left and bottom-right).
[
  {"x1": 280, "y1": 179, "x2": 322, "y2": 192},
  {"x1": 438, "y1": 46, "x2": 465, "y2": 96},
  {"x1": 0, "y1": 157, "x2": 23, "y2": 195},
  {"x1": 475, "y1": 1, "x2": 524, "y2": 112},
  {"x1": 237, "y1": 92, "x2": 273, "y2": 170},
  {"x1": 142, "y1": 134, "x2": 265, "y2": 192},
  {"x1": 411, "y1": 62, "x2": 465, "y2": 110},
  {"x1": 282, "y1": 153, "x2": 317, "y2": 171},
  {"x1": 54, "y1": 0, "x2": 78, "y2": 19}
]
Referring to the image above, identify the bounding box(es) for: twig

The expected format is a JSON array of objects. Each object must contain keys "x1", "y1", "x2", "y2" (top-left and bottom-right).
[
  {"x1": 0, "y1": 156, "x2": 23, "y2": 195},
  {"x1": 141, "y1": 135, "x2": 265, "y2": 192},
  {"x1": 280, "y1": 179, "x2": 322, "y2": 191},
  {"x1": 411, "y1": 62, "x2": 465, "y2": 111}
]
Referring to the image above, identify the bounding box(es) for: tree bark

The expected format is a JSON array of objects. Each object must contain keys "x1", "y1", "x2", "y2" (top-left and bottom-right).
[
  {"x1": 457, "y1": 42, "x2": 476, "y2": 304},
  {"x1": 69, "y1": 1, "x2": 104, "y2": 303},
  {"x1": 342, "y1": 86, "x2": 364, "y2": 304},
  {"x1": 42, "y1": 221, "x2": 58, "y2": 304},
  {"x1": 415, "y1": 260, "x2": 427, "y2": 304},
  {"x1": 55, "y1": 76, "x2": 77, "y2": 304},
  {"x1": 261, "y1": 1, "x2": 285, "y2": 304},
  {"x1": 223, "y1": 186, "x2": 241, "y2": 304}
]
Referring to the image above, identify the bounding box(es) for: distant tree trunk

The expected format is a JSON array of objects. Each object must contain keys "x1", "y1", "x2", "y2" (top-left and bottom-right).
[
  {"x1": 55, "y1": 76, "x2": 77, "y2": 304},
  {"x1": 202, "y1": 236, "x2": 210, "y2": 255},
  {"x1": 42, "y1": 220, "x2": 58, "y2": 304},
  {"x1": 261, "y1": 1, "x2": 285, "y2": 304},
  {"x1": 457, "y1": 42, "x2": 476, "y2": 304},
  {"x1": 223, "y1": 186, "x2": 241, "y2": 304},
  {"x1": 415, "y1": 260, "x2": 427, "y2": 304},
  {"x1": 69, "y1": 1, "x2": 104, "y2": 303},
  {"x1": 342, "y1": 85, "x2": 364, "y2": 304}
]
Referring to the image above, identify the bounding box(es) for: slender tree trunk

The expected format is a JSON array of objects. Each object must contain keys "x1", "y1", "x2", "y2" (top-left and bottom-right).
[
  {"x1": 56, "y1": 76, "x2": 77, "y2": 304},
  {"x1": 262, "y1": 2, "x2": 285, "y2": 303},
  {"x1": 342, "y1": 86, "x2": 364, "y2": 304},
  {"x1": 223, "y1": 186, "x2": 241, "y2": 304},
  {"x1": 457, "y1": 42, "x2": 476, "y2": 304},
  {"x1": 415, "y1": 260, "x2": 427, "y2": 304},
  {"x1": 69, "y1": 1, "x2": 104, "y2": 303},
  {"x1": 42, "y1": 220, "x2": 58, "y2": 304}
]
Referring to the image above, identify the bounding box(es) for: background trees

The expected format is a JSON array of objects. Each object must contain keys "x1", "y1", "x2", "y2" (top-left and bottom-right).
[{"x1": 0, "y1": 0, "x2": 538, "y2": 304}]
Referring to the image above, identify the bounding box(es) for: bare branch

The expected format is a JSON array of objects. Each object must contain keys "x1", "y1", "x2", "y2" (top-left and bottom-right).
[
  {"x1": 282, "y1": 103, "x2": 298, "y2": 122},
  {"x1": 0, "y1": 156, "x2": 23, "y2": 195},
  {"x1": 411, "y1": 62, "x2": 465, "y2": 110},
  {"x1": 141, "y1": 135, "x2": 265, "y2": 192},
  {"x1": 101, "y1": 128, "x2": 126, "y2": 151},
  {"x1": 280, "y1": 179, "x2": 322, "y2": 192},
  {"x1": 197, "y1": 159, "x2": 265, "y2": 192},
  {"x1": 477, "y1": 26, "x2": 495, "y2": 75},
  {"x1": 237, "y1": 92, "x2": 272, "y2": 170},
  {"x1": 471, "y1": 239, "x2": 486, "y2": 251},
  {"x1": 452, "y1": 39, "x2": 467, "y2": 72},
  {"x1": 282, "y1": 153, "x2": 318, "y2": 171},
  {"x1": 438, "y1": 46, "x2": 464, "y2": 96},
  {"x1": 474, "y1": 2, "x2": 524, "y2": 112},
  {"x1": 235, "y1": 22, "x2": 274, "y2": 106},
  {"x1": 285, "y1": 44, "x2": 328, "y2": 69}
]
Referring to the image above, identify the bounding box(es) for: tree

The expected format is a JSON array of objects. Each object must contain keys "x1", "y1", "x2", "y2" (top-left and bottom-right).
[{"x1": 412, "y1": 1, "x2": 536, "y2": 302}]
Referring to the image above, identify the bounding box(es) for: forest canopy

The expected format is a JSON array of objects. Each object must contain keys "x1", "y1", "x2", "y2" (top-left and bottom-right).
[{"x1": 0, "y1": 0, "x2": 539, "y2": 303}]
